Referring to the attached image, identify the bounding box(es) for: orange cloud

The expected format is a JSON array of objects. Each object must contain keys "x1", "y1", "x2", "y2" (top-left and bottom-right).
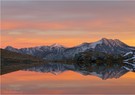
[
  {"x1": 1, "y1": 18, "x2": 135, "y2": 48},
  {"x1": 1, "y1": 20, "x2": 69, "y2": 31},
  {"x1": 1, "y1": 21, "x2": 25, "y2": 30}
]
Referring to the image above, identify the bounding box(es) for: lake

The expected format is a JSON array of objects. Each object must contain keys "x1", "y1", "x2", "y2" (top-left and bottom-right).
[{"x1": 1, "y1": 62, "x2": 135, "y2": 94}]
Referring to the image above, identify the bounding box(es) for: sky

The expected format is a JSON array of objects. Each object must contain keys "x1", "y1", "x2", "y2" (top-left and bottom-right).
[{"x1": 1, "y1": 1, "x2": 135, "y2": 48}]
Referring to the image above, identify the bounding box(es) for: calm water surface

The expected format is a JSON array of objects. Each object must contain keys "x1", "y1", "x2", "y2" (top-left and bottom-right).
[{"x1": 1, "y1": 63, "x2": 135, "y2": 94}]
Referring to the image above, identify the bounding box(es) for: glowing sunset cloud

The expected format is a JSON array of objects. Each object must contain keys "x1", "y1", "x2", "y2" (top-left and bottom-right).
[{"x1": 1, "y1": 1, "x2": 135, "y2": 48}]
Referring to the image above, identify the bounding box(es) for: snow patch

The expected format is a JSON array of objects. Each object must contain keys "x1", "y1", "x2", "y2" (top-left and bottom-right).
[
  {"x1": 124, "y1": 52, "x2": 133, "y2": 57},
  {"x1": 90, "y1": 40, "x2": 102, "y2": 48}
]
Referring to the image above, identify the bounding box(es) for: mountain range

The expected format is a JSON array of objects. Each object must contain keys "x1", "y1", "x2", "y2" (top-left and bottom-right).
[{"x1": 5, "y1": 38, "x2": 135, "y2": 61}]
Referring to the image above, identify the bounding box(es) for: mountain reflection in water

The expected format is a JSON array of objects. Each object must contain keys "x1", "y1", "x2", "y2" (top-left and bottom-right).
[{"x1": 25, "y1": 62, "x2": 135, "y2": 80}]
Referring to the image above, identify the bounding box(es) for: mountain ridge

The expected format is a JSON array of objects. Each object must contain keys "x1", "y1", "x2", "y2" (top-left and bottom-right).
[
  {"x1": 5, "y1": 38, "x2": 135, "y2": 49},
  {"x1": 5, "y1": 38, "x2": 134, "y2": 49},
  {"x1": 5, "y1": 38, "x2": 135, "y2": 60}
]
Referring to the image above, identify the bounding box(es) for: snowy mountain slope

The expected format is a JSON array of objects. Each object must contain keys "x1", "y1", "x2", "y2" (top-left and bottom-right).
[
  {"x1": 5, "y1": 44, "x2": 66, "y2": 59},
  {"x1": 122, "y1": 51, "x2": 135, "y2": 71},
  {"x1": 5, "y1": 38, "x2": 135, "y2": 60},
  {"x1": 124, "y1": 51, "x2": 135, "y2": 62}
]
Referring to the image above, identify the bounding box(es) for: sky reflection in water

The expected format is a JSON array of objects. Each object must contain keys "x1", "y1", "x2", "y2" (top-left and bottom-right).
[{"x1": 1, "y1": 63, "x2": 135, "y2": 94}]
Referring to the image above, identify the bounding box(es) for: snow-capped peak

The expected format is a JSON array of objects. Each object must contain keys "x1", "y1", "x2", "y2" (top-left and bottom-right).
[
  {"x1": 98, "y1": 38, "x2": 126, "y2": 47},
  {"x1": 88, "y1": 38, "x2": 112, "y2": 48},
  {"x1": 5, "y1": 46, "x2": 18, "y2": 51},
  {"x1": 5, "y1": 46, "x2": 15, "y2": 49},
  {"x1": 50, "y1": 43, "x2": 64, "y2": 48},
  {"x1": 5, "y1": 46, "x2": 19, "y2": 52},
  {"x1": 100, "y1": 38, "x2": 114, "y2": 43}
]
